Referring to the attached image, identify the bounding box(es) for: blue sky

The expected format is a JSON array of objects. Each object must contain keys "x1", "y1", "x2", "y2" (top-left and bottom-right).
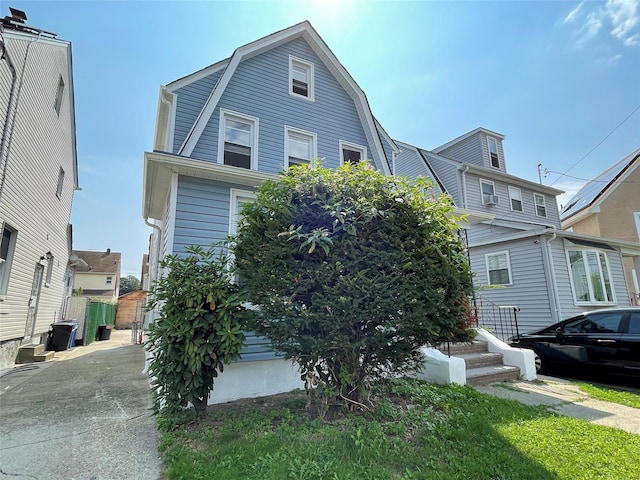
[{"x1": 9, "y1": 0, "x2": 640, "y2": 279}]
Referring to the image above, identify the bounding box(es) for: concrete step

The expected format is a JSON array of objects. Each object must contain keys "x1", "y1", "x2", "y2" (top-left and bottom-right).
[
  {"x1": 459, "y1": 351, "x2": 504, "y2": 369},
  {"x1": 439, "y1": 341, "x2": 489, "y2": 356},
  {"x1": 466, "y1": 365, "x2": 520, "y2": 386},
  {"x1": 16, "y1": 344, "x2": 55, "y2": 364}
]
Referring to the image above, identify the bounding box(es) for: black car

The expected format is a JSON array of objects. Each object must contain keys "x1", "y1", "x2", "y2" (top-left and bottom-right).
[{"x1": 510, "y1": 307, "x2": 640, "y2": 376}]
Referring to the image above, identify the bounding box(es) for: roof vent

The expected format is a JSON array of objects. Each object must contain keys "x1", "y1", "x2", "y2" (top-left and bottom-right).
[{"x1": 9, "y1": 7, "x2": 27, "y2": 23}]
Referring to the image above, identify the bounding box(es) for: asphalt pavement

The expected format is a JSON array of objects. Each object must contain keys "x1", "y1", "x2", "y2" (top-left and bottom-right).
[{"x1": 0, "y1": 330, "x2": 162, "y2": 480}]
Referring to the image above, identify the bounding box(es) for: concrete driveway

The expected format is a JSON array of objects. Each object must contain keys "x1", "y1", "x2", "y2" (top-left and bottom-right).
[{"x1": 0, "y1": 330, "x2": 162, "y2": 480}]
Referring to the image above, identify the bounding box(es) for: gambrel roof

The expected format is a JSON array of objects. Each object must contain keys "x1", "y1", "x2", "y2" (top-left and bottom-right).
[
  {"x1": 560, "y1": 147, "x2": 640, "y2": 222},
  {"x1": 170, "y1": 21, "x2": 391, "y2": 175}
]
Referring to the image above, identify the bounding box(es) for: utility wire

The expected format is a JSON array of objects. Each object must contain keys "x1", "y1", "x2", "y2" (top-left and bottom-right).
[
  {"x1": 545, "y1": 170, "x2": 640, "y2": 184},
  {"x1": 550, "y1": 104, "x2": 640, "y2": 186}
]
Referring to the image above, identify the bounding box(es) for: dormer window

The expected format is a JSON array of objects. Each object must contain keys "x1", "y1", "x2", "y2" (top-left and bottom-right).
[
  {"x1": 289, "y1": 56, "x2": 314, "y2": 101},
  {"x1": 534, "y1": 193, "x2": 547, "y2": 217},
  {"x1": 340, "y1": 141, "x2": 367, "y2": 165},
  {"x1": 488, "y1": 137, "x2": 499, "y2": 168}
]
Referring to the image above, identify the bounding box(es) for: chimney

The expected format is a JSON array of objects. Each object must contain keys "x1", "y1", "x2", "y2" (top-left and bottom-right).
[
  {"x1": 9, "y1": 7, "x2": 27, "y2": 23},
  {"x1": 106, "y1": 248, "x2": 111, "y2": 255}
]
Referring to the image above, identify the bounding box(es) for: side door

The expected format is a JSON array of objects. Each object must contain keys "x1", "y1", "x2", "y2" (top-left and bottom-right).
[{"x1": 619, "y1": 311, "x2": 640, "y2": 372}]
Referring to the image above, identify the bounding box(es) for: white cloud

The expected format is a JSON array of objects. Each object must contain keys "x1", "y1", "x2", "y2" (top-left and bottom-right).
[
  {"x1": 606, "y1": 0, "x2": 640, "y2": 45},
  {"x1": 576, "y1": 11, "x2": 603, "y2": 45},
  {"x1": 564, "y1": 2, "x2": 584, "y2": 23}
]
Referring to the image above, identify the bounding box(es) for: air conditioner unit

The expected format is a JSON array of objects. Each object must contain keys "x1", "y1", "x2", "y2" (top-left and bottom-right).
[{"x1": 483, "y1": 194, "x2": 499, "y2": 205}]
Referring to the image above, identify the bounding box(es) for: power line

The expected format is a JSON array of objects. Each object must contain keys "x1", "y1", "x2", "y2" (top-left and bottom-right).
[
  {"x1": 550, "y1": 104, "x2": 640, "y2": 186},
  {"x1": 545, "y1": 170, "x2": 640, "y2": 184}
]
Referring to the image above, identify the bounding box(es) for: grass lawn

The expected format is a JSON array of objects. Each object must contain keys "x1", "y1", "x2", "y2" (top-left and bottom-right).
[
  {"x1": 159, "y1": 379, "x2": 640, "y2": 480},
  {"x1": 575, "y1": 381, "x2": 640, "y2": 409}
]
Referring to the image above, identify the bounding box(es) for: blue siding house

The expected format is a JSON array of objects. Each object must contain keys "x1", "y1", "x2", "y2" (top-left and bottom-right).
[{"x1": 143, "y1": 22, "x2": 640, "y2": 402}]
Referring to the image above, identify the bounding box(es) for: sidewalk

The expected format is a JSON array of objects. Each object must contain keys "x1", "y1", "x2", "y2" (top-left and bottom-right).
[
  {"x1": 0, "y1": 330, "x2": 163, "y2": 480},
  {"x1": 477, "y1": 375, "x2": 640, "y2": 435}
]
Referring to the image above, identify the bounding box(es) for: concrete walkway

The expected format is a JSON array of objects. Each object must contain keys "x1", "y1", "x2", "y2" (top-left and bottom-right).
[
  {"x1": 477, "y1": 375, "x2": 640, "y2": 435},
  {"x1": 0, "y1": 330, "x2": 163, "y2": 480}
]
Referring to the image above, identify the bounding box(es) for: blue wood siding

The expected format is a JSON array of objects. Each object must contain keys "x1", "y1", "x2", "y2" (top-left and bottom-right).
[
  {"x1": 174, "y1": 175, "x2": 278, "y2": 361},
  {"x1": 191, "y1": 38, "x2": 371, "y2": 173},
  {"x1": 465, "y1": 172, "x2": 561, "y2": 227},
  {"x1": 466, "y1": 224, "x2": 519, "y2": 244},
  {"x1": 470, "y1": 238, "x2": 554, "y2": 332},
  {"x1": 378, "y1": 132, "x2": 394, "y2": 170},
  {"x1": 438, "y1": 132, "x2": 483, "y2": 167},
  {"x1": 423, "y1": 153, "x2": 462, "y2": 205},
  {"x1": 171, "y1": 70, "x2": 224, "y2": 153}
]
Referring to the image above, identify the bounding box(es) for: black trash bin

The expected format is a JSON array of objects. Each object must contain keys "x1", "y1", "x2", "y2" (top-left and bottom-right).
[
  {"x1": 50, "y1": 322, "x2": 78, "y2": 351},
  {"x1": 97, "y1": 324, "x2": 113, "y2": 341}
]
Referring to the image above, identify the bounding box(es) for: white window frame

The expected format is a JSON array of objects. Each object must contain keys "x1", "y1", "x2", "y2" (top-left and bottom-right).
[
  {"x1": 284, "y1": 126, "x2": 317, "y2": 169},
  {"x1": 229, "y1": 189, "x2": 257, "y2": 235},
  {"x1": 54, "y1": 75, "x2": 65, "y2": 116},
  {"x1": 106, "y1": 276, "x2": 113, "y2": 286},
  {"x1": 508, "y1": 186, "x2": 523, "y2": 212},
  {"x1": 534, "y1": 193, "x2": 547, "y2": 217},
  {"x1": 339, "y1": 141, "x2": 367, "y2": 166},
  {"x1": 566, "y1": 248, "x2": 616, "y2": 305},
  {"x1": 485, "y1": 251, "x2": 512, "y2": 286},
  {"x1": 217, "y1": 109, "x2": 259, "y2": 170},
  {"x1": 45, "y1": 253, "x2": 54, "y2": 287},
  {"x1": 634, "y1": 212, "x2": 640, "y2": 241},
  {"x1": 56, "y1": 167, "x2": 64, "y2": 199},
  {"x1": 480, "y1": 179, "x2": 497, "y2": 205},
  {"x1": 487, "y1": 136, "x2": 499, "y2": 168},
  {"x1": 0, "y1": 224, "x2": 17, "y2": 300},
  {"x1": 289, "y1": 55, "x2": 315, "y2": 102}
]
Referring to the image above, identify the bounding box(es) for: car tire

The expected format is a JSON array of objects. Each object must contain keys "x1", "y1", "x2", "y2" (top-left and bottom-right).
[{"x1": 531, "y1": 348, "x2": 545, "y2": 374}]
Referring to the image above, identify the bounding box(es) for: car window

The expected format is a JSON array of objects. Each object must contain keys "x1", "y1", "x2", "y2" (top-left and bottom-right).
[
  {"x1": 628, "y1": 313, "x2": 640, "y2": 334},
  {"x1": 586, "y1": 313, "x2": 623, "y2": 333},
  {"x1": 562, "y1": 317, "x2": 591, "y2": 334}
]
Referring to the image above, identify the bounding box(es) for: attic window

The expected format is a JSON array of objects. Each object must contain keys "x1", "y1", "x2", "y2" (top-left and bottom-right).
[
  {"x1": 488, "y1": 137, "x2": 499, "y2": 168},
  {"x1": 289, "y1": 56, "x2": 314, "y2": 101},
  {"x1": 54, "y1": 75, "x2": 65, "y2": 116},
  {"x1": 534, "y1": 193, "x2": 547, "y2": 217},
  {"x1": 56, "y1": 167, "x2": 64, "y2": 199},
  {"x1": 106, "y1": 276, "x2": 113, "y2": 285},
  {"x1": 219, "y1": 110, "x2": 258, "y2": 170}
]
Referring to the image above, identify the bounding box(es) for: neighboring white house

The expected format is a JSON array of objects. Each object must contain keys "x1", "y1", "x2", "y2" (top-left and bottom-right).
[
  {"x1": 0, "y1": 8, "x2": 79, "y2": 369},
  {"x1": 72, "y1": 249, "x2": 122, "y2": 302}
]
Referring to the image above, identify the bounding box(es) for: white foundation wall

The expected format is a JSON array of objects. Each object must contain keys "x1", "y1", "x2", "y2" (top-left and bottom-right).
[{"x1": 208, "y1": 358, "x2": 305, "y2": 404}]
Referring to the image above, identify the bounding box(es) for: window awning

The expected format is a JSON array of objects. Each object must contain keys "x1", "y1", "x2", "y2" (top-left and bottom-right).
[{"x1": 564, "y1": 238, "x2": 615, "y2": 251}]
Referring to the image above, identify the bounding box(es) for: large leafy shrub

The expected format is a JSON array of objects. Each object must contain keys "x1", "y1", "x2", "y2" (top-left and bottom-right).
[
  {"x1": 233, "y1": 162, "x2": 474, "y2": 405},
  {"x1": 146, "y1": 244, "x2": 252, "y2": 416}
]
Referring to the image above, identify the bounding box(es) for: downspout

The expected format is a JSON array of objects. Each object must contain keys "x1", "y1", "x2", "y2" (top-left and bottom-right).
[
  {"x1": 0, "y1": 30, "x2": 42, "y2": 203},
  {"x1": 461, "y1": 165, "x2": 469, "y2": 209},
  {"x1": 545, "y1": 232, "x2": 562, "y2": 322},
  {"x1": 144, "y1": 217, "x2": 162, "y2": 284},
  {"x1": 0, "y1": 31, "x2": 18, "y2": 202}
]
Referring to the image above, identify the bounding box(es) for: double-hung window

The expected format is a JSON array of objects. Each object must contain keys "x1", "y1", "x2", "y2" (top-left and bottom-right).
[
  {"x1": 534, "y1": 193, "x2": 547, "y2": 217},
  {"x1": 508, "y1": 186, "x2": 523, "y2": 212},
  {"x1": 289, "y1": 56, "x2": 314, "y2": 101},
  {"x1": 486, "y1": 251, "x2": 512, "y2": 285},
  {"x1": 340, "y1": 141, "x2": 367, "y2": 165},
  {"x1": 219, "y1": 109, "x2": 258, "y2": 170},
  {"x1": 285, "y1": 126, "x2": 316, "y2": 168},
  {"x1": 567, "y1": 249, "x2": 614, "y2": 304},
  {"x1": 0, "y1": 225, "x2": 17, "y2": 298},
  {"x1": 488, "y1": 137, "x2": 499, "y2": 168},
  {"x1": 481, "y1": 179, "x2": 497, "y2": 205}
]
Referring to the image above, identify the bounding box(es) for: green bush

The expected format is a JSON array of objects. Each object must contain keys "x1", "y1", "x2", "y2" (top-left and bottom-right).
[
  {"x1": 146, "y1": 244, "x2": 252, "y2": 416},
  {"x1": 233, "y1": 162, "x2": 474, "y2": 405}
]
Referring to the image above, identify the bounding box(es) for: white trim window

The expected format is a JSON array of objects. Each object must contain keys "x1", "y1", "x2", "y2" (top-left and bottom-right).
[
  {"x1": 289, "y1": 56, "x2": 314, "y2": 101},
  {"x1": 285, "y1": 126, "x2": 316, "y2": 168},
  {"x1": 634, "y1": 212, "x2": 640, "y2": 241},
  {"x1": 106, "y1": 276, "x2": 113, "y2": 286},
  {"x1": 54, "y1": 75, "x2": 65, "y2": 116},
  {"x1": 567, "y1": 249, "x2": 615, "y2": 304},
  {"x1": 487, "y1": 136, "x2": 499, "y2": 168},
  {"x1": 56, "y1": 167, "x2": 64, "y2": 199},
  {"x1": 508, "y1": 186, "x2": 523, "y2": 212},
  {"x1": 218, "y1": 109, "x2": 259, "y2": 170},
  {"x1": 534, "y1": 193, "x2": 547, "y2": 217},
  {"x1": 486, "y1": 251, "x2": 512, "y2": 285},
  {"x1": 340, "y1": 141, "x2": 367, "y2": 165},
  {"x1": 480, "y1": 179, "x2": 498, "y2": 205},
  {"x1": 229, "y1": 189, "x2": 256, "y2": 235},
  {"x1": 0, "y1": 224, "x2": 17, "y2": 299}
]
